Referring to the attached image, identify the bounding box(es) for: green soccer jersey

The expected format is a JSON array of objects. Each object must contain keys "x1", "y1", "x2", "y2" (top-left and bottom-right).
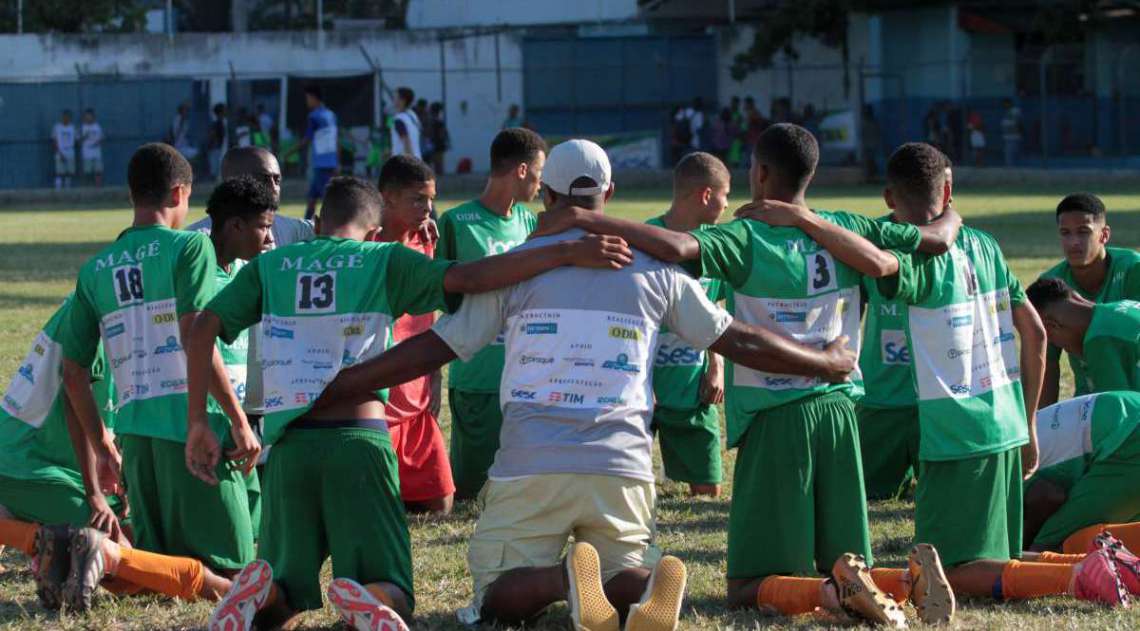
[
  {"x1": 438, "y1": 200, "x2": 536, "y2": 392},
  {"x1": 647, "y1": 215, "x2": 727, "y2": 410},
  {"x1": 208, "y1": 262, "x2": 249, "y2": 420},
  {"x1": 1082, "y1": 300, "x2": 1140, "y2": 394},
  {"x1": 886, "y1": 226, "x2": 1029, "y2": 461},
  {"x1": 206, "y1": 236, "x2": 457, "y2": 445},
  {"x1": 0, "y1": 296, "x2": 116, "y2": 485},
  {"x1": 690, "y1": 211, "x2": 921, "y2": 447},
  {"x1": 860, "y1": 215, "x2": 916, "y2": 408},
  {"x1": 1041, "y1": 247, "x2": 1140, "y2": 396},
  {"x1": 1033, "y1": 391, "x2": 1140, "y2": 491},
  {"x1": 58, "y1": 225, "x2": 216, "y2": 443}
]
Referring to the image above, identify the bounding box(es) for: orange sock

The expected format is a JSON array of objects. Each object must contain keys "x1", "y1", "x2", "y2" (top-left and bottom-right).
[
  {"x1": 1000, "y1": 560, "x2": 1073, "y2": 600},
  {"x1": 870, "y1": 568, "x2": 909, "y2": 604},
  {"x1": 757, "y1": 576, "x2": 825, "y2": 615},
  {"x1": 1035, "y1": 551, "x2": 1085, "y2": 564},
  {"x1": 0, "y1": 519, "x2": 38, "y2": 556},
  {"x1": 116, "y1": 547, "x2": 206, "y2": 601},
  {"x1": 1063, "y1": 522, "x2": 1140, "y2": 554}
]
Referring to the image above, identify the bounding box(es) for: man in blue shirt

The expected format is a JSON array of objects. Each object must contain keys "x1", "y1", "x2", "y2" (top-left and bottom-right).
[{"x1": 285, "y1": 85, "x2": 339, "y2": 220}]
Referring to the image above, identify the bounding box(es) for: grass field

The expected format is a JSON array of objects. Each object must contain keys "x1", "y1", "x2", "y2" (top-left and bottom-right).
[{"x1": 0, "y1": 182, "x2": 1138, "y2": 630}]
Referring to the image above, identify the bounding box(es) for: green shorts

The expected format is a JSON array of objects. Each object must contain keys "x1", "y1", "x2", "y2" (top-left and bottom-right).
[
  {"x1": 245, "y1": 469, "x2": 262, "y2": 536},
  {"x1": 915, "y1": 447, "x2": 1023, "y2": 567},
  {"x1": 727, "y1": 391, "x2": 872, "y2": 579},
  {"x1": 448, "y1": 389, "x2": 503, "y2": 500},
  {"x1": 0, "y1": 475, "x2": 124, "y2": 527},
  {"x1": 120, "y1": 434, "x2": 255, "y2": 572},
  {"x1": 259, "y1": 426, "x2": 413, "y2": 613},
  {"x1": 1033, "y1": 427, "x2": 1140, "y2": 549},
  {"x1": 652, "y1": 405, "x2": 723, "y2": 485},
  {"x1": 856, "y1": 405, "x2": 920, "y2": 500}
]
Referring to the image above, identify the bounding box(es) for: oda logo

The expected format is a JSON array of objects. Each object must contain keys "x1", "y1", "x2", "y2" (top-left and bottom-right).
[{"x1": 608, "y1": 326, "x2": 640, "y2": 341}]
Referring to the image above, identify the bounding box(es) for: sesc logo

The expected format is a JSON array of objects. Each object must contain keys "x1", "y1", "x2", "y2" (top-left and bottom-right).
[
  {"x1": 880, "y1": 330, "x2": 910, "y2": 365},
  {"x1": 601, "y1": 353, "x2": 640, "y2": 373},
  {"x1": 154, "y1": 335, "x2": 182, "y2": 354},
  {"x1": 608, "y1": 326, "x2": 640, "y2": 341},
  {"x1": 949, "y1": 383, "x2": 970, "y2": 395},
  {"x1": 548, "y1": 391, "x2": 585, "y2": 404},
  {"x1": 764, "y1": 376, "x2": 795, "y2": 387},
  {"x1": 264, "y1": 395, "x2": 284, "y2": 408},
  {"x1": 510, "y1": 389, "x2": 537, "y2": 400},
  {"x1": 525, "y1": 322, "x2": 558, "y2": 335},
  {"x1": 656, "y1": 345, "x2": 700, "y2": 366}
]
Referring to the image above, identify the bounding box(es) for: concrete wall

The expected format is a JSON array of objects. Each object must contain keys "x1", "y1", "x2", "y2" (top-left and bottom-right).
[
  {"x1": 406, "y1": 0, "x2": 639, "y2": 29},
  {"x1": 0, "y1": 30, "x2": 525, "y2": 173}
]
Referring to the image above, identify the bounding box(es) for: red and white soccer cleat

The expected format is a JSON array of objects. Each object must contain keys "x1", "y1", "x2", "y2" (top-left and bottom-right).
[
  {"x1": 1070, "y1": 549, "x2": 1130, "y2": 607},
  {"x1": 327, "y1": 577, "x2": 410, "y2": 631},
  {"x1": 1092, "y1": 532, "x2": 1140, "y2": 596},
  {"x1": 209, "y1": 560, "x2": 273, "y2": 631}
]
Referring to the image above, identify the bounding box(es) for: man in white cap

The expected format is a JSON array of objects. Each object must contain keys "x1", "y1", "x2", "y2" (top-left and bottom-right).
[{"x1": 312, "y1": 139, "x2": 858, "y2": 631}]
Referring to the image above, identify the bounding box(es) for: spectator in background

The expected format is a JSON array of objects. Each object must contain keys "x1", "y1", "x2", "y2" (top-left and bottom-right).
[
  {"x1": 742, "y1": 97, "x2": 767, "y2": 166},
  {"x1": 234, "y1": 107, "x2": 252, "y2": 148},
  {"x1": 730, "y1": 96, "x2": 743, "y2": 128},
  {"x1": 251, "y1": 114, "x2": 270, "y2": 150},
  {"x1": 428, "y1": 102, "x2": 450, "y2": 175},
  {"x1": 675, "y1": 98, "x2": 705, "y2": 152},
  {"x1": 502, "y1": 104, "x2": 523, "y2": 129},
  {"x1": 801, "y1": 103, "x2": 820, "y2": 139},
  {"x1": 945, "y1": 101, "x2": 963, "y2": 163},
  {"x1": 710, "y1": 107, "x2": 734, "y2": 162},
  {"x1": 80, "y1": 108, "x2": 104, "y2": 188},
  {"x1": 1001, "y1": 98, "x2": 1022, "y2": 166},
  {"x1": 670, "y1": 105, "x2": 692, "y2": 165},
  {"x1": 282, "y1": 85, "x2": 338, "y2": 220},
  {"x1": 256, "y1": 103, "x2": 275, "y2": 148},
  {"x1": 390, "y1": 86, "x2": 423, "y2": 159},
  {"x1": 169, "y1": 101, "x2": 197, "y2": 160},
  {"x1": 968, "y1": 110, "x2": 985, "y2": 167},
  {"x1": 860, "y1": 104, "x2": 882, "y2": 180},
  {"x1": 51, "y1": 110, "x2": 76, "y2": 190},
  {"x1": 208, "y1": 103, "x2": 228, "y2": 180}
]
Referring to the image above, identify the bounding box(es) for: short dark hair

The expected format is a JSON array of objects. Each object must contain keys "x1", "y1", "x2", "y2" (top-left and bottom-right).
[
  {"x1": 673, "y1": 151, "x2": 730, "y2": 196},
  {"x1": 304, "y1": 84, "x2": 323, "y2": 101},
  {"x1": 206, "y1": 175, "x2": 277, "y2": 232},
  {"x1": 1056, "y1": 193, "x2": 1106, "y2": 220},
  {"x1": 213, "y1": 103, "x2": 225, "y2": 116},
  {"x1": 490, "y1": 128, "x2": 547, "y2": 175},
  {"x1": 127, "y1": 143, "x2": 193, "y2": 208},
  {"x1": 396, "y1": 87, "x2": 415, "y2": 106},
  {"x1": 1026, "y1": 277, "x2": 1073, "y2": 312},
  {"x1": 752, "y1": 123, "x2": 819, "y2": 192},
  {"x1": 886, "y1": 142, "x2": 950, "y2": 208},
  {"x1": 319, "y1": 176, "x2": 382, "y2": 229},
  {"x1": 378, "y1": 155, "x2": 435, "y2": 193}
]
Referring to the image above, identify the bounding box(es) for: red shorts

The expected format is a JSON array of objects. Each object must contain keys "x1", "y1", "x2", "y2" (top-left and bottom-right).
[{"x1": 388, "y1": 410, "x2": 455, "y2": 503}]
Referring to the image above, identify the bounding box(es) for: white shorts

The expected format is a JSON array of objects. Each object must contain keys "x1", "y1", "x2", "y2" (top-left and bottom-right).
[
  {"x1": 55, "y1": 153, "x2": 76, "y2": 176},
  {"x1": 83, "y1": 153, "x2": 103, "y2": 175}
]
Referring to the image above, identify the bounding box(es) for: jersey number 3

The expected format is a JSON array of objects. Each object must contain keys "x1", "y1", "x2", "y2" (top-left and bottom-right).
[
  {"x1": 297, "y1": 272, "x2": 336, "y2": 313},
  {"x1": 805, "y1": 251, "x2": 837, "y2": 296},
  {"x1": 113, "y1": 265, "x2": 144, "y2": 306}
]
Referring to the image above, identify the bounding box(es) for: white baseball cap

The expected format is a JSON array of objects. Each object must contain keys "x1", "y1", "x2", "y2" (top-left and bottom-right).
[{"x1": 543, "y1": 139, "x2": 612, "y2": 196}]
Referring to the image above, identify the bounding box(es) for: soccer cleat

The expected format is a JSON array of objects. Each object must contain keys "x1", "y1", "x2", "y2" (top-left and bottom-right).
[
  {"x1": 1070, "y1": 549, "x2": 1129, "y2": 607},
  {"x1": 907, "y1": 544, "x2": 955, "y2": 624},
  {"x1": 566, "y1": 542, "x2": 619, "y2": 631},
  {"x1": 209, "y1": 560, "x2": 274, "y2": 631},
  {"x1": 33, "y1": 524, "x2": 73, "y2": 610},
  {"x1": 830, "y1": 553, "x2": 908, "y2": 628},
  {"x1": 327, "y1": 577, "x2": 410, "y2": 631},
  {"x1": 1092, "y1": 532, "x2": 1140, "y2": 596},
  {"x1": 63, "y1": 527, "x2": 107, "y2": 611},
  {"x1": 625, "y1": 555, "x2": 687, "y2": 631}
]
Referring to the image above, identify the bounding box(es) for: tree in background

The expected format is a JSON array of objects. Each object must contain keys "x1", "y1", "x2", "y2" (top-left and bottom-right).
[{"x1": 0, "y1": 0, "x2": 146, "y2": 33}]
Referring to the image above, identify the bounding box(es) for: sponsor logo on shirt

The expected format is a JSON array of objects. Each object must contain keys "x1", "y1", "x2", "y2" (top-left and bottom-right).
[
  {"x1": 570, "y1": 342, "x2": 593, "y2": 350},
  {"x1": 268, "y1": 326, "x2": 295, "y2": 339},
  {"x1": 105, "y1": 323, "x2": 126, "y2": 338},
  {"x1": 343, "y1": 324, "x2": 364, "y2": 336},
  {"x1": 301, "y1": 359, "x2": 334, "y2": 370},
  {"x1": 524, "y1": 322, "x2": 558, "y2": 335},
  {"x1": 765, "y1": 377, "x2": 796, "y2": 387},
  {"x1": 608, "y1": 326, "x2": 640, "y2": 341},
  {"x1": 341, "y1": 349, "x2": 356, "y2": 366},
  {"x1": 264, "y1": 395, "x2": 284, "y2": 408},
  {"x1": 597, "y1": 396, "x2": 626, "y2": 405},
  {"x1": 153, "y1": 335, "x2": 182, "y2": 354},
  {"x1": 947, "y1": 315, "x2": 973, "y2": 328},
  {"x1": 152, "y1": 312, "x2": 175, "y2": 325},
  {"x1": 4, "y1": 395, "x2": 22, "y2": 412},
  {"x1": 520, "y1": 354, "x2": 554, "y2": 365},
  {"x1": 134, "y1": 384, "x2": 150, "y2": 397},
  {"x1": 549, "y1": 391, "x2": 585, "y2": 404},
  {"x1": 771, "y1": 311, "x2": 808, "y2": 323},
  {"x1": 260, "y1": 358, "x2": 293, "y2": 368},
  {"x1": 550, "y1": 377, "x2": 603, "y2": 388},
  {"x1": 33, "y1": 343, "x2": 45, "y2": 356},
  {"x1": 160, "y1": 378, "x2": 187, "y2": 389},
  {"x1": 656, "y1": 345, "x2": 700, "y2": 366},
  {"x1": 947, "y1": 348, "x2": 970, "y2": 360},
  {"x1": 562, "y1": 356, "x2": 596, "y2": 367},
  {"x1": 453, "y1": 212, "x2": 481, "y2": 222},
  {"x1": 601, "y1": 353, "x2": 640, "y2": 373},
  {"x1": 17, "y1": 363, "x2": 34, "y2": 384},
  {"x1": 510, "y1": 389, "x2": 536, "y2": 400},
  {"x1": 949, "y1": 383, "x2": 970, "y2": 395},
  {"x1": 993, "y1": 331, "x2": 1015, "y2": 345}
]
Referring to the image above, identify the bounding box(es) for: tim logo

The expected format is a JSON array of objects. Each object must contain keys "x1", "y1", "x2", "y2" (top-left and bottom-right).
[
  {"x1": 17, "y1": 364, "x2": 34, "y2": 384},
  {"x1": 154, "y1": 335, "x2": 181, "y2": 354},
  {"x1": 548, "y1": 392, "x2": 584, "y2": 404}
]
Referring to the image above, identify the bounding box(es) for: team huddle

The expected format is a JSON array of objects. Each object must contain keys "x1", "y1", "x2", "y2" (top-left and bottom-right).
[{"x1": 0, "y1": 121, "x2": 1137, "y2": 631}]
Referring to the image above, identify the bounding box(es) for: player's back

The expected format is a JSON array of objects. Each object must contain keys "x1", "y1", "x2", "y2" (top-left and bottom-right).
[{"x1": 490, "y1": 228, "x2": 708, "y2": 481}]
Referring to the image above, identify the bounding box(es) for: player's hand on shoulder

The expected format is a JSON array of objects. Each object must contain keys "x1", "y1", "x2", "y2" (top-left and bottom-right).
[
  {"x1": 532, "y1": 206, "x2": 583, "y2": 239},
  {"x1": 569, "y1": 234, "x2": 633, "y2": 270},
  {"x1": 821, "y1": 335, "x2": 857, "y2": 383},
  {"x1": 734, "y1": 199, "x2": 811, "y2": 227}
]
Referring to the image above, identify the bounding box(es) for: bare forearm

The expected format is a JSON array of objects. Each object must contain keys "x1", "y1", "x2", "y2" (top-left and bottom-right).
[
  {"x1": 62, "y1": 360, "x2": 109, "y2": 447},
  {"x1": 1041, "y1": 357, "x2": 1060, "y2": 408},
  {"x1": 798, "y1": 213, "x2": 898, "y2": 278},
  {"x1": 208, "y1": 345, "x2": 246, "y2": 427},
  {"x1": 1015, "y1": 304, "x2": 1047, "y2": 422},
  {"x1": 915, "y1": 207, "x2": 962, "y2": 255},
  {"x1": 710, "y1": 322, "x2": 836, "y2": 378},
  {"x1": 185, "y1": 313, "x2": 223, "y2": 428},
  {"x1": 577, "y1": 212, "x2": 699, "y2": 263},
  {"x1": 444, "y1": 244, "x2": 572, "y2": 293},
  {"x1": 316, "y1": 331, "x2": 458, "y2": 408},
  {"x1": 63, "y1": 397, "x2": 101, "y2": 497}
]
